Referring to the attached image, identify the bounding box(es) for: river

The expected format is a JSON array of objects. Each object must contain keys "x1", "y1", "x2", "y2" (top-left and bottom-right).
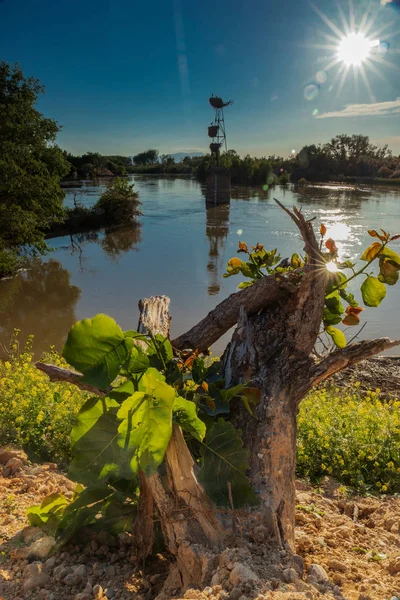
[{"x1": 1, "y1": 176, "x2": 400, "y2": 358}]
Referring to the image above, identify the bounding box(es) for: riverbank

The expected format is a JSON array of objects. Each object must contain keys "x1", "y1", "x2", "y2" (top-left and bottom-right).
[{"x1": 1, "y1": 447, "x2": 400, "y2": 600}]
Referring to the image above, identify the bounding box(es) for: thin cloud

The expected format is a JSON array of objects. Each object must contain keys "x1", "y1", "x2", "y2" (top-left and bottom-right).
[{"x1": 316, "y1": 98, "x2": 400, "y2": 119}]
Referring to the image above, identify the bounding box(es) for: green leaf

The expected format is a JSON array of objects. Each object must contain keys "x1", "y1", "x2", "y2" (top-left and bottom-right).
[
  {"x1": 126, "y1": 344, "x2": 150, "y2": 374},
  {"x1": 117, "y1": 373, "x2": 176, "y2": 476},
  {"x1": 71, "y1": 396, "x2": 120, "y2": 447},
  {"x1": 63, "y1": 314, "x2": 129, "y2": 389},
  {"x1": 238, "y1": 281, "x2": 253, "y2": 289},
  {"x1": 69, "y1": 397, "x2": 130, "y2": 485},
  {"x1": 325, "y1": 271, "x2": 347, "y2": 294},
  {"x1": 198, "y1": 418, "x2": 257, "y2": 507},
  {"x1": 339, "y1": 289, "x2": 359, "y2": 308},
  {"x1": 123, "y1": 330, "x2": 149, "y2": 342},
  {"x1": 324, "y1": 291, "x2": 344, "y2": 315},
  {"x1": 172, "y1": 397, "x2": 206, "y2": 441},
  {"x1": 326, "y1": 326, "x2": 347, "y2": 349},
  {"x1": 219, "y1": 383, "x2": 248, "y2": 404},
  {"x1": 361, "y1": 276, "x2": 387, "y2": 307},
  {"x1": 380, "y1": 247, "x2": 400, "y2": 268},
  {"x1": 27, "y1": 493, "x2": 70, "y2": 536},
  {"x1": 323, "y1": 307, "x2": 343, "y2": 326},
  {"x1": 108, "y1": 380, "x2": 135, "y2": 402}
]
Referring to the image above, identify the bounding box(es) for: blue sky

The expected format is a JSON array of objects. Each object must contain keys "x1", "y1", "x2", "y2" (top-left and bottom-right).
[{"x1": 1, "y1": 0, "x2": 400, "y2": 156}]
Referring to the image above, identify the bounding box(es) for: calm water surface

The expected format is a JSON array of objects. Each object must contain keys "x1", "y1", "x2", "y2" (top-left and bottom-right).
[{"x1": 1, "y1": 176, "x2": 400, "y2": 357}]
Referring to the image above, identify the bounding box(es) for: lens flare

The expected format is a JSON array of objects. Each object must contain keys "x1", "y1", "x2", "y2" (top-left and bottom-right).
[{"x1": 326, "y1": 260, "x2": 339, "y2": 273}]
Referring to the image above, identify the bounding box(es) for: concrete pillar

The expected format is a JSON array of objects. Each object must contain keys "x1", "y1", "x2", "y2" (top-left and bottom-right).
[{"x1": 205, "y1": 167, "x2": 231, "y2": 205}]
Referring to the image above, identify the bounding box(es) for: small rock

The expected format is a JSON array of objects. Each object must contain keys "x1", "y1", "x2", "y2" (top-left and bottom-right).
[
  {"x1": 105, "y1": 565, "x2": 116, "y2": 578},
  {"x1": 6, "y1": 456, "x2": 24, "y2": 471},
  {"x1": 292, "y1": 555, "x2": 304, "y2": 576},
  {"x1": 0, "y1": 446, "x2": 27, "y2": 464},
  {"x1": 27, "y1": 536, "x2": 56, "y2": 560},
  {"x1": 229, "y1": 589, "x2": 242, "y2": 600},
  {"x1": 104, "y1": 588, "x2": 115, "y2": 599},
  {"x1": 229, "y1": 563, "x2": 259, "y2": 586},
  {"x1": 282, "y1": 568, "x2": 298, "y2": 583},
  {"x1": 252, "y1": 525, "x2": 269, "y2": 542},
  {"x1": 203, "y1": 588, "x2": 213, "y2": 596},
  {"x1": 64, "y1": 564, "x2": 87, "y2": 586},
  {"x1": 93, "y1": 584, "x2": 104, "y2": 599},
  {"x1": 327, "y1": 559, "x2": 348, "y2": 573},
  {"x1": 20, "y1": 526, "x2": 44, "y2": 544},
  {"x1": 44, "y1": 556, "x2": 56, "y2": 570},
  {"x1": 91, "y1": 540, "x2": 99, "y2": 552},
  {"x1": 388, "y1": 558, "x2": 400, "y2": 575},
  {"x1": 74, "y1": 594, "x2": 92, "y2": 600},
  {"x1": 307, "y1": 563, "x2": 330, "y2": 583},
  {"x1": 23, "y1": 563, "x2": 49, "y2": 592}
]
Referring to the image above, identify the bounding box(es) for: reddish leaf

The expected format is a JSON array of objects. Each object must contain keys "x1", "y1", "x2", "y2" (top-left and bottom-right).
[
  {"x1": 325, "y1": 238, "x2": 338, "y2": 255},
  {"x1": 320, "y1": 224, "x2": 327, "y2": 236},
  {"x1": 345, "y1": 306, "x2": 364, "y2": 316},
  {"x1": 391, "y1": 234, "x2": 400, "y2": 241},
  {"x1": 227, "y1": 257, "x2": 243, "y2": 268},
  {"x1": 342, "y1": 313, "x2": 360, "y2": 326}
]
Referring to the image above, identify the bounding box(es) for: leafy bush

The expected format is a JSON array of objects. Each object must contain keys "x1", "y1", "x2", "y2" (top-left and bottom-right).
[
  {"x1": 0, "y1": 334, "x2": 86, "y2": 463},
  {"x1": 297, "y1": 385, "x2": 400, "y2": 493},
  {"x1": 376, "y1": 166, "x2": 393, "y2": 178},
  {"x1": 94, "y1": 178, "x2": 141, "y2": 225},
  {"x1": 0, "y1": 249, "x2": 20, "y2": 278}
]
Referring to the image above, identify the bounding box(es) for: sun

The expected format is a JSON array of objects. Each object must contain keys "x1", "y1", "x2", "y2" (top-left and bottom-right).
[
  {"x1": 308, "y1": 2, "x2": 399, "y2": 99},
  {"x1": 337, "y1": 32, "x2": 371, "y2": 67}
]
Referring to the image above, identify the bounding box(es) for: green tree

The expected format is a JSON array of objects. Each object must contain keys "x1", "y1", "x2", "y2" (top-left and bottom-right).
[
  {"x1": 0, "y1": 62, "x2": 70, "y2": 276},
  {"x1": 133, "y1": 149, "x2": 159, "y2": 165}
]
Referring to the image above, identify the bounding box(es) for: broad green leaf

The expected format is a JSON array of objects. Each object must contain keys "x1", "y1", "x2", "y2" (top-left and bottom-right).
[
  {"x1": 325, "y1": 271, "x2": 347, "y2": 294},
  {"x1": 123, "y1": 330, "x2": 149, "y2": 342},
  {"x1": 324, "y1": 291, "x2": 344, "y2": 315},
  {"x1": 69, "y1": 397, "x2": 129, "y2": 485},
  {"x1": 198, "y1": 419, "x2": 257, "y2": 507},
  {"x1": 326, "y1": 326, "x2": 347, "y2": 349},
  {"x1": 361, "y1": 276, "x2": 387, "y2": 307},
  {"x1": 172, "y1": 396, "x2": 206, "y2": 441},
  {"x1": 71, "y1": 396, "x2": 119, "y2": 446},
  {"x1": 117, "y1": 373, "x2": 176, "y2": 476},
  {"x1": 126, "y1": 344, "x2": 150, "y2": 374},
  {"x1": 63, "y1": 484, "x2": 112, "y2": 512},
  {"x1": 219, "y1": 383, "x2": 247, "y2": 404},
  {"x1": 323, "y1": 307, "x2": 343, "y2": 326},
  {"x1": 108, "y1": 380, "x2": 135, "y2": 402},
  {"x1": 63, "y1": 314, "x2": 129, "y2": 389},
  {"x1": 27, "y1": 493, "x2": 69, "y2": 536},
  {"x1": 147, "y1": 334, "x2": 173, "y2": 369}
]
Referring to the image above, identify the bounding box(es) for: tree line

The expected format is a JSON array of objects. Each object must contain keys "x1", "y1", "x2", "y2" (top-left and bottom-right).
[{"x1": 1, "y1": 59, "x2": 399, "y2": 279}]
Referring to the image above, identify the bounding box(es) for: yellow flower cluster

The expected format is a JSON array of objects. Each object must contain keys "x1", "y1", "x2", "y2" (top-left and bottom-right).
[
  {"x1": 297, "y1": 384, "x2": 400, "y2": 494},
  {"x1": 0, "y1": 335, "x2": 86, "y2": 464}
]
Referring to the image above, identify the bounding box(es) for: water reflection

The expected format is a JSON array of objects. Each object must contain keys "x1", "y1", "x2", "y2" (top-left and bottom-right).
[
  {"x1": 0, "y1": 261, "x2": 81, "y2": 358},
  {"x1": 100, "y1": 225, "x2": 142, "y2": 261},
  {"x1": 205, "y1": 203, "x2": 230, "y2": 295}
]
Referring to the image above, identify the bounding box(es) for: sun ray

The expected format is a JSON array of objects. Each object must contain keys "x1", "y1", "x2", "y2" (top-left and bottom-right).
[
  {"x1": 348, "y1": 0, "x2": 355, "y2": 33},
  {"x1": 336, "y1": 64, "x2": 351, "y2": 96},
  {"x1": 359, "y1": 64, "x2": 375, "y2": 102},
  {"x1": 337, "y1": 1, "x2": 351, "y2": 36},
  {"x1": 365, "y1": 59, "x2": 388, "y2": 82},
  {"x1": 370, "y1": 55, "x2": 400, "y2": 71},
  {"x1": 311, "y1": 3, "x2": 345, "y2": 40}
]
